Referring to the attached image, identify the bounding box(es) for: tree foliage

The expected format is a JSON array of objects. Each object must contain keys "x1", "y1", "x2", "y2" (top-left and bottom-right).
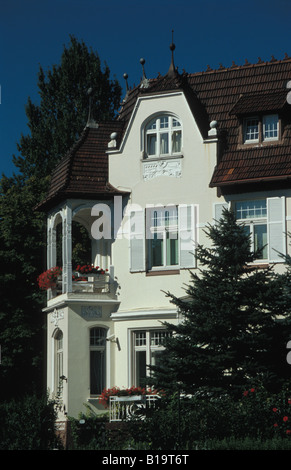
[
  {"x1": 0, "y1": 36, "x2": 122, "y2": 400},
  {"x1": 152, "y1": 209, "x2": 291, "y2": 397}
]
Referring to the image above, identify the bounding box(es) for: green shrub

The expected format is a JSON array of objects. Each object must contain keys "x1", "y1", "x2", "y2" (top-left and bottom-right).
[
  {"x1": 0, "y1": 393, "x2": 61, "y2": 450},
  {"x1": 68, "y1": 409, "x2": 109, "y2": 450},
  {"x1": 125, "y1": 384, "x2": 291, "y2": 449}
]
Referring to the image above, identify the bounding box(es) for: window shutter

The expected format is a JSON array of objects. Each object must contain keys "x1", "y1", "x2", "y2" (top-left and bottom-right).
[
  {"x1": 179, "y1": 204, "x2": 197, "y2": 268},
  {"x1": 267, "y1": 197, "x2": 286, "y2": 262},
  {"x1": 214, "y1": 202, "x2": 229, "y2": 224},
  {"x1": 129, "y1": 207, "x2": 145, "y2": 272}
]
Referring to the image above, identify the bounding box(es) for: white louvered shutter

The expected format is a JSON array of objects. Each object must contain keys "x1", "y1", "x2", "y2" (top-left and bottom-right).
[
  {"x1": 179, "y1": 204, "x2": 197, "y2": 269},
  {"x1": 129, "y1": 207, "x2": 145, "y2": 272},
  {"x1": 267, "y1": 197, "x2": 286, "y2": 262}
]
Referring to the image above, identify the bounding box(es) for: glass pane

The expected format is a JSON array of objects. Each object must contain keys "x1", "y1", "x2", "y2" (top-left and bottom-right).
[
  {"x1": 150, "y1": 330, "x2": 170, "y2": 346},
  {"x1": 135, "y1": 331, "x2": 146, "y2": 346},
  {"x1": 160, "y1": 116, "x2": 169, "y2": 129},
  {"x1": 245, "y1": 118, "x2": 259, "y2": 141},
  {"x1": 136, "y1": 350, "x2": 147, "y2": 386},
  {"x1": 150, "y1": 236, "x2": 164, "y2": 267},
  {"x1": 172, "y1": 130, "x2": 181, "y2": 152},
  {"x1": 150, "y1": 350, "x2": 163, "y2": 370},
  {"x1": 165, "y1": 207, "x2": 178, "y2": 227},
  {"x1": 160, "y1": 133, "x2": 169, "y2": 154},
  {"x1": 90, "y1": 328, "x2": 106, "y2": 346},
  {"x1": 147, "y1": 134, "x2": 157, "y2": 155},
  {"x1": 254, "y1": 224, "x2": 268, "y2": 259},
  {"x1": 90, "y1": 350, "x2": 105, "y2": 395},
  {"x1": 172, "y1": 118, "x2": 181, "y2": 127},
  {"x1": 263, "y1": 114, "x2": 278, "y2": 140},
  {"x1": 147, "y1": 119, "x2": 156, "y2": 130},
  {"x1": 236, "y1": 200, "x2": 267, "y2": 220},
  {"x1": 166, "y1": 232, "x2": 178, "y2": 266}
]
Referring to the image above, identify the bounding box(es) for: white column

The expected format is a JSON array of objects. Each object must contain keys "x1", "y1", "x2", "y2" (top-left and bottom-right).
[{"x1": 62, "y1": 204, "x2": 73, "y2": 293}]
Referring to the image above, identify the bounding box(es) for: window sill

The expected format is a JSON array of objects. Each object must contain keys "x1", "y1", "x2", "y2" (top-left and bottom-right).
[
  {"x1": 146, "y1": 269, "x2": 180, "y2": 276},
  {"x1": 141, "y1": 154, "x2": 183, "y2": 162},
  {"x1": 238, "y1": 140, "x2": 281, "y2": 149}
]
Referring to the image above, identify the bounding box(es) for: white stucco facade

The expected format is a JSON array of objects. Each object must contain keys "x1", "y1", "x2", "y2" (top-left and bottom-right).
[{"x1": 43, "y1": 72, "x2": 291, "y2": 420}]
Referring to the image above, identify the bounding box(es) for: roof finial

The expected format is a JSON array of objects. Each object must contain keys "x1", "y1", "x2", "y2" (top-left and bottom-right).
[
  {"x1": 140, "y1": 58, "x2": 149, "y2": 88},
  {"x1": 167, "y1": 29, "x2": 176, "y2": 77},
  {"x1": 123, "y1": 73, "x2": 129, "y2": 92},
  {"x1": 86, "y1": 87, "x2": 98, "y2": 128}
]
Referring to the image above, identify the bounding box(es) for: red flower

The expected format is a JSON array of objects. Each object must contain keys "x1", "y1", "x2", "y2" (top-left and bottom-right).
[
  {"x1": 273, "y1": 408, "x2": 278, "y2": 413},
  {"x1": 250, "y1": 388, "x2": 255, "y2": 393},
  {"x1": 286, "y1": 430, "x2": 291, "y2": 435},
  {"x1": 283, "y1": 416, "x2": 289, "y2": 422},
  {"x1": 274, "y1": 423, "x2": 278, "y2": 427},
  {"x1": 243, "y1": 391, "x2": 248, "y2": 397}
]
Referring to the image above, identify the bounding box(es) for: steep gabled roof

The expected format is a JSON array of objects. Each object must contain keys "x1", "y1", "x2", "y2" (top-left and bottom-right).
[
  {"x1": 38, "y1": 53, "x2": 291, "y2": 213},
  {"x1": 36, "y1": 120, "x2": 128, "y2": 212},
  {"x1": 119, "y1": 55, "x2": 291, "y2": 189}
]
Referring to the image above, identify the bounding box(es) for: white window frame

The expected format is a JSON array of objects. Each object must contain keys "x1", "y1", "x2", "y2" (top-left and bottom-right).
[
  {"x1": 262, "y1": 114, "x2": 279, "y2": 141},
  {"x1": 131, "y1": 329, "x2": 171, "y2": 387},
  {"x1": 147, "y1": 206, "x2": 179, "y2": 270},
  {"x1": 243, "y1": 114, "x2": 279, "y2": 144},
  {"x1": 234, "y1": 197, "x2": 285, "y2": 263},
  {"x1": 53, "y1": 329, "x2": 63, "y2": 396},
  {"x1": 89, "y1": 327, "x2": 107, "y2": 396},
  {"x1": 235, "y1": 199, "x2": 268, "y2": 261},
  {"x1": 144, "y1": 114, "x2": 182, "y2": 158},
  {"x1": 243, "y1": 117, "x2": 259, "y2": 143},
  {"x1": 129, "y1": 204, "x2": 197, "y2": 273}
]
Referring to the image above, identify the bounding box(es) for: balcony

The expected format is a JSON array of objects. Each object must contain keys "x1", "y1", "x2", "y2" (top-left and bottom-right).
[
  {"x1": 47, "y1": 267, "x2": 119, "y2": 304},
  {"x1": 109, "y1": 395, "x2": 159, "y2": 422}
]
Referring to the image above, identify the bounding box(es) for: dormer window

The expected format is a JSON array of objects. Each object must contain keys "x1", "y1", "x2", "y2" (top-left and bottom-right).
[
  {"x1": 263, "y1": 114, "x2": 279, "y2": 141},
  {"x1": 145, "y1": 115, "x2": 182, "y2": 157},
  {"x1": 243, "y1": 114, "x2": 279, "y2": 144}
]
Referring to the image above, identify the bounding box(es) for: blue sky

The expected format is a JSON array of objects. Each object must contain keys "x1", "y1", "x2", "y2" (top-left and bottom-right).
[{"x1": 1, "y1": 0, "x2": 291, "y2": 178}]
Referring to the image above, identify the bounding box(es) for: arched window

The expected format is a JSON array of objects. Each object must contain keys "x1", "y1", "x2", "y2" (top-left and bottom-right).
[
  {"x1": 145, "y1": 115, "x2": 182, "y2": 157},
  {"x1": 90, "y1": 327, "x2": 107, "y2": 395},
  {"x1": 54, "y1": 329, "x2": 63, "y2": 395}
]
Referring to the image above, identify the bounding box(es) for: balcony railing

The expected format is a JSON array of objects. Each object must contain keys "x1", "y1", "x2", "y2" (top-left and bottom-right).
[
  {"x1": 72, "y1": 272, "x2": 110, "y2": 294},
  {"x1": 109, "y1": 395, "x2": 159, "y2": 422},
  {"x1": 51, "y1": 271, "x2": 115, "y2": 298}
]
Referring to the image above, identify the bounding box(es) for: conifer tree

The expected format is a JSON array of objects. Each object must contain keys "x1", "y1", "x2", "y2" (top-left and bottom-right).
[{"x1": 152, "y1": 209, "x2": 291, "y2": 397}]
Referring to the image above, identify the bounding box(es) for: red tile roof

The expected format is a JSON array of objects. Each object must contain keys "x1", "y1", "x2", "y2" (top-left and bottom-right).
[
  {"x1": 119, "y1": 55, "x2": 291, "y2": 189},
  {"x1": 36, "y1": 120, "x2": 128, "y2": 211},
  {"x1": 38, "y1": 54, "x2": 291, "y2": 213}
]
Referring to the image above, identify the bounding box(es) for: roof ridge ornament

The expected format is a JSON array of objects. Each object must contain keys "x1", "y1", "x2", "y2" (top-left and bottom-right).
[
  {"x1": 140, "y1": 58, "x2": 149, "y2": 88},
  {"x1": 86, "y1": 87, "x2": 99, "y2": 128},
  {"x1": 167, "y1": 29, "x2": 177, "y2": 78}
]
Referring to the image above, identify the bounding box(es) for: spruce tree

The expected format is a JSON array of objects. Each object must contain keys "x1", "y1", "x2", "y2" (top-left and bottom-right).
[{"x1": 152, "y1": 209, "x2": 291, "y2": 397}]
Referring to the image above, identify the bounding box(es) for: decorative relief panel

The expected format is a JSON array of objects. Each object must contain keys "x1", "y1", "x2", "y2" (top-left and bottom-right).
[
  {"x1": 50, "y1": 308, "x2": 64, "y2": 326},
  {"x1": 143, "y1": 158, "x2": 181, "y2": 181},
  {"x1": 81, "y1": 305, "x2": 102, "y2": 319}
]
